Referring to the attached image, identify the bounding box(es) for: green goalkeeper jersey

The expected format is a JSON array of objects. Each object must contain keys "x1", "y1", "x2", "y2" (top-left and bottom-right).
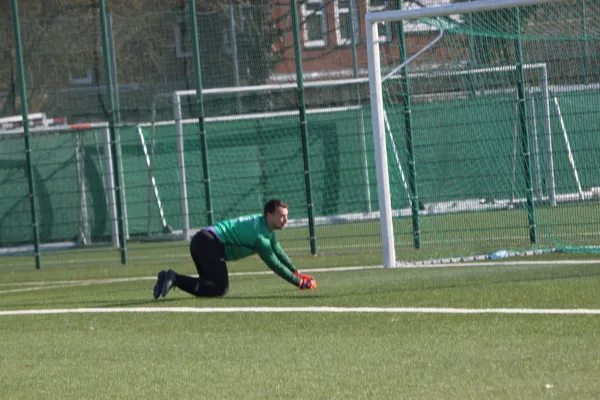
[{"x1": 211, "y1": 214, "x2": 301, "y2": 286}]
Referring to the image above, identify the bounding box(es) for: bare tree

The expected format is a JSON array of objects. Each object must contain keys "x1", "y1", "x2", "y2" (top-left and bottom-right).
[{"x1": 0, "y1": 0, "x2": 285, "y2": 120}]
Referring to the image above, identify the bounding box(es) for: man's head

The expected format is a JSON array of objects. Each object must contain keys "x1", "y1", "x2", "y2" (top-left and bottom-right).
[{"x1": 264, "y1": 199, "x2": 288, "y2": 231}]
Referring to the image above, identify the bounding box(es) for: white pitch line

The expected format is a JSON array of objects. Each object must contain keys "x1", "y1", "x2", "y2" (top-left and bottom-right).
[
  {"x1": 0, "y1": 276, "x2": 156, "y2": 288},
  {"x1": 0, "y1": 283, "x2": 97, "y2": 294},
  {"x1": 1, "y1": 260, "x2": 599, "y2": 295},
  {"x1": 1, "y1": 307, "x2": 600, "y2": 316},
  {"x1": 0, "y1": 266, "x2": 384, "y2": 292},
  {"x1": 0, "y1": 277, "x2": 152, "y2": 294},
  {"x1": 396, "y1": 260, "x2": 600, "y2": 268}
]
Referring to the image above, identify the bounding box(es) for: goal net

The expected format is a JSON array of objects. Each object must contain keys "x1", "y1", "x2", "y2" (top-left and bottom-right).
[
  {"x1": 140, "y1": 79, "x2": 375, "y2": 253},
  {"x1": 0, "y1": 122, "x2": 120, "y2": 254},
  {"x1": 367, "y1": 0, "x2": 600, "y2": 266}
]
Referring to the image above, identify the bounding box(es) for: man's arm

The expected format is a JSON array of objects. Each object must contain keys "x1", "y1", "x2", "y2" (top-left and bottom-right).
[
  {"x1": 270, "y1": 238, "x2": 316, "y2": 289},
  {"x1": 256, "y1": 239, "x2": 301, "y2": 287},
  {"x1": 271, "y1": 238, "x2": 297, "y2": 273}
]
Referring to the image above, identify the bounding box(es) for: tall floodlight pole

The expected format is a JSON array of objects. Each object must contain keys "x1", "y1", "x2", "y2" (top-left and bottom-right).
[
  {"x1": 11, "y1": 0, "x2": 41, "y2": 269},
  {"x1": 513, "y1": 7, "x2": 537, "y2": 244},
  {"x1": 99, "y1": 0, "x2": 128, "y2": 264},
  {"x1": 349, "y1": 0, "x2": 372, "y2": 213},
  {"x1": 290, "y1": 0, "x2": 317, "y2": 255},
  {"x1": 395, "y1": 0, "x2": 421, "y2": 249},
  {"x1": 189, "y1": 0, "x2": 213, "y2": 229}
]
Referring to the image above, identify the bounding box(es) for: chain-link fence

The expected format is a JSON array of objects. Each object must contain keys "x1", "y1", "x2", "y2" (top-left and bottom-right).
[{"x1": 1, "y1": 0, "x2": 599, "y2": 268}]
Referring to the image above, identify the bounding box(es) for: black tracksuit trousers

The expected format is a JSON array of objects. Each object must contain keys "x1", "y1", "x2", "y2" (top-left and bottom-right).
[{"x1": 174, "y1": 229, "x2": 229, "y2": 297}]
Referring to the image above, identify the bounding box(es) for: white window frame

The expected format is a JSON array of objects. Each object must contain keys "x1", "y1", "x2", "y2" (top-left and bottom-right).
[
  {"x1": 402, "y1": 0, "x2": 463, "y2": 32},
  {"x1": 222, "y1": 4, "x2": 253, "y2": 57},
  {"x1": 174, "y1": 12, "x2": 192, "y2": 58},
  {"x1": 68, "y1": 54, "x2": 93, "y2": 85},
  {"x1": 367, "y1": 0, "x2": 392, "y2": 42},
  {"x1": 334, "y1": 0, "x2": 360, "y2": 46},
  {"x1": 222, "y1": 27, "x2": 232, "y2": 56},
  {"x1": 237, "y1": 3, "x2": 253, "y2": 34},
  {"x1": 68, "y1": 70, "x2": 93, "y2": 85},
  {"x1": 301, "y1": 0, "x2": 328, "y2": 49}
]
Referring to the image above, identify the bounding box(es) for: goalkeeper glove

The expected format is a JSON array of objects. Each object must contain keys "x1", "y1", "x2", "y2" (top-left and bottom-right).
[
  {"x1": 294, "y1": 271, "x2": 315, "y2": 281},
  {"x1": 298, "y1": 276, "x2": 317, "y2": 290}
]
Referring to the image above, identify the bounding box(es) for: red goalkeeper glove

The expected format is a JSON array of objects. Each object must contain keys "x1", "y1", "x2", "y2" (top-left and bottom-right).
[
  {"x1": 294, "y1": 271, "x2": 315, "y2": 281},
  {"x1": 298, "y1": 276, "x2": 317, "y2": 290}
]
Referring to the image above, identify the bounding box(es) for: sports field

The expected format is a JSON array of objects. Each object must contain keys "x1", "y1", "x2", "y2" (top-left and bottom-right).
[{"x1": 1, "y1": 245, "x2": 599, "y2": 399}]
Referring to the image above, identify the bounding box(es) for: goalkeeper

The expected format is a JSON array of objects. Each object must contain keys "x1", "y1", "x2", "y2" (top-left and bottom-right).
[{"x1": 153, "y1": 199, "x2": 317, "y2": 299}]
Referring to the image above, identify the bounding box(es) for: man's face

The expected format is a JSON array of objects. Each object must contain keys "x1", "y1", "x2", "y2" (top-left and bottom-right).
[{"x1": 267, "y1": 206, "x2": 288, "y2": 231}]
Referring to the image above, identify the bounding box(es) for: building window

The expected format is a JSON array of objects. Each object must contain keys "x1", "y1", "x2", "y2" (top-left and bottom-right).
[
  {"x1": 237, "y1": 3, "x2": 254, "y2": 34},
  {"x1": 68, "y1": 70, "x2": 93, "y2": 85},
  {"x1": 301, "y1": 0, "x2": 327, "y2": 49},
  {"x1": 402, "y1": 0, "x2": 462, "y2": 32},
  {"x1": 368, "y1": 0, "x2": 462, "y2": 38},
  {"x1": 334, "y1": 0, "x2": 360, "y2": 46},
  {"x1": 367, "y1": 0, "x2": 391, "y2": 42},
  {"x1": 222, "y1": 5, "x2": 255, "y2": 56},
  {"x1": 68, "y1": 56, "x2": 93, "y2": 85},
  {"x1": 174, "y1": 13, "x2": 192, "y2": 58}
]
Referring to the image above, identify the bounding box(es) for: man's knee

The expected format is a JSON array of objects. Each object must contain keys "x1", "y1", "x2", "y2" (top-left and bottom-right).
[
  {"x1": 192, "y1": 281, "x2": 228, "y2": 298},
  {"x1": 212, "y1": 285, "x2": 229, "y2": 298}
]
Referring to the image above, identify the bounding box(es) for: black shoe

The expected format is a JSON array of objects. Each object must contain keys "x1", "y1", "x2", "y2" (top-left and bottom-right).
[
  {"x1": 161, "y1": 269, "x2": 177, "y2": 298},
  {"x1": 153, "y1": 270, "x2": 166, "y2": 300}
]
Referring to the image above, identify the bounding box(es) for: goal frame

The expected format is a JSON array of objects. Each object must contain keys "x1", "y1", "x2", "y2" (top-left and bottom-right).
[
  {"x1": 0, "y1": 122, "x2": 121, "y2": 253},
  {"x1": 150, "y1": 79, "x2": 376, "y2": 240},
  {"x1": 366, "y1": 0, "x2": 564, "y2": 267}
]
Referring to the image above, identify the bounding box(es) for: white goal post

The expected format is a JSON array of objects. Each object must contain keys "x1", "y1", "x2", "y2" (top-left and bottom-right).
[{"x1": 366, "y1": 0, "x2": 564, "y2": 267}]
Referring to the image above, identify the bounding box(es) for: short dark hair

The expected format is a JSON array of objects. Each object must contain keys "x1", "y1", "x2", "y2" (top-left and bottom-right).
[{"x1": 264, "y1": 199, "x2": 288, "y2": 216}]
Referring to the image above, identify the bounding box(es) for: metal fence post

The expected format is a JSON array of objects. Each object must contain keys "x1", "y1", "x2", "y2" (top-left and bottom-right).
[
  {"x1": 189, "y1": 0, "x2": 213, "y2": 228},
  {"x1": 99, "y1": 0, "x2": 128, "y2": 264},
  {"x1": 11, "y1": 0, "x2": 41, "y2": 269},
  {"x1": 290, "y1": 0, "x2": 317, "y2": 255}
]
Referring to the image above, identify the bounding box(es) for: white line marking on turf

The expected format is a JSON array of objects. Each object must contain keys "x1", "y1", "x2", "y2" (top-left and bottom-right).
[
  {"x1": 1, "y1": 307, "x2": 600, "y2": 316},
  {"x1": 0, "y1": 277, "x2": 156, "y2": 288},
  {"x1": 0, "y1": 283, "x2": 94, "y2": 294},
  {"x1": 0, "y1": 266, "x2": 384, "y2": 293},
  {"x1": 1, "y1": 260, "x2": 599, "y2": 295},
  {"x1": 396, "y1": 260, "x2": 600, "y2": 268},
  {"x1": 0, "y1": 277, "x2": 152, "y2": 294}
]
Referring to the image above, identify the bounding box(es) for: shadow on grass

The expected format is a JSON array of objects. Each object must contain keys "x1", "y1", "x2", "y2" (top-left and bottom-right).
[
  {"x1": 1, "y1": 297, "x2": 179, "y2": 309},
  {"x1": 223, "y1": 294, "x2": 323, "y2": 300}
]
